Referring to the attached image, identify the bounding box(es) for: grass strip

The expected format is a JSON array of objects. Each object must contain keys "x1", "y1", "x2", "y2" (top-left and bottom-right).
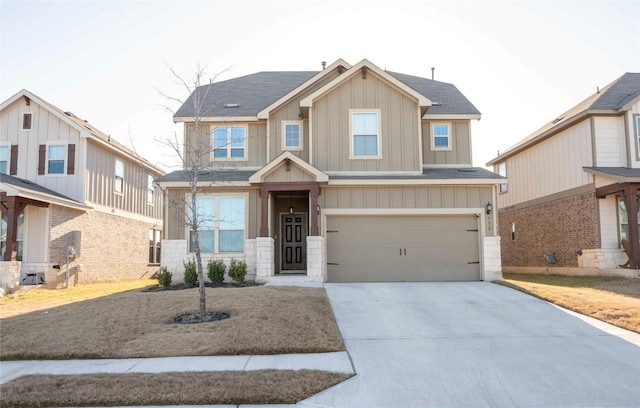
[{"x1": 0, "y1": 370, "x2": 353, "y2": 408}]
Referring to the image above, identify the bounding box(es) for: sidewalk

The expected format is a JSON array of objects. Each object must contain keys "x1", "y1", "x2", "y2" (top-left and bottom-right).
[{"x1": 0, "y1": 351, "x2": 354, "y2": 385}]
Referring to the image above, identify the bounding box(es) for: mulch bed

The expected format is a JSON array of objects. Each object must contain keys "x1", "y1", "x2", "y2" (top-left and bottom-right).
[
  {"x1": 145, "y1": 281, "x2": 261, "y2": 292},
  {"x1": 172, "y1": 311, "x2": 231, "y2": 324}
]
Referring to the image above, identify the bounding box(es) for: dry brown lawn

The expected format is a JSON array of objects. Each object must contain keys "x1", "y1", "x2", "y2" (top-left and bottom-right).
[
  {"x1": 498, "y1": 273, "x2": 640, "y2": 333},
  {"x1": 0, "y1": 370, "x2": 352, "y2": 408},
  {"x1": 0, "y1": 281, "x2": 344, "y2": 360}
]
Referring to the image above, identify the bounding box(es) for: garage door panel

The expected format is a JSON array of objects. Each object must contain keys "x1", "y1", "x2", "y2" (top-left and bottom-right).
[{"x1": 326, "y1": 215, "x2": 480, "y2": 282}]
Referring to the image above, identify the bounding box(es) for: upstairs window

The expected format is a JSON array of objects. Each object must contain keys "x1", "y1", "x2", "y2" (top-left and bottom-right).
[
  {"x1": 351, "y1": 110, "x2": 381, "y2": 158},
  {"x1": 47, "y1": 145, "x2": 66, "y2": 174},
  {"x1": 282, "y1": 121, "x2": 303, "y2": 150},
  {"x1": 0, "y1": 146, "x2": 8, "y2": 174},
  {"x1": 636, "y1": 115, "x2": 640, "y2": 157},
  {"x1": 114, "y1": 159, "x2": 124, "y2": 193},
  {"x1": 498, "y1": 162, "x2": 507, "y2": 193},
  {"x1": 147, "y1": 174, "x2": 154, "y2": 204},
  {"x1": 431, "y1": 123, "x2": 451, "y2": 150},
  {"x1": 213, "y1": 126, "x2": 246, "y2": 159},
  {"x1": 22, "y1": 113, "x2": 33, "y2": 130}
]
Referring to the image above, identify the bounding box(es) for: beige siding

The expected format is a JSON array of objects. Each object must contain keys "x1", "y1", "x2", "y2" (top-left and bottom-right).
[
  {"x1": 263, "y1": 163, "x2": 316, "y2": 182},
  {"x1": 165, "y1": 188, "x2": 259, "y2": 240},
  {"x1": 320, "y1": 185, "x2": 492, "y2": 234},
  {"x1": 85, "y1": 141, "x2": 163, "y2": 220},
  {"x1": 186, "y1": 122, "x2": 267, "y2": 168},
  {"x1": 23, "y1": 206, "x2": 49, "y2": 262},
  {"x1": 269, "y1": 70, "x2": 341, "y2": 162},
  {"x1": 422, "y1": 121, "x2": 472, "y2": 165},
  {"x1": 594, "y1": 116, "x2": 626, "y2": 167},
  {"x1": 497, "y1": 118, "x2": 593, "y2": 208},
  {"x1": 0, "y1": 99, "x2": 85, "y2": 202},
  {"x1": 311, "y1": 71, "x2": 420, "y2": 172}
]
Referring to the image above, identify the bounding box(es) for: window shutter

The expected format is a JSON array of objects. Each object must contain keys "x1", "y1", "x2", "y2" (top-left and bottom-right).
[
  {"x1": 67, "y1": 144, "x2": 75, "y2": 175},
  {"x1": 10, "y1": 145, "x2": 18, "y2": 175},
  {"x1": 38, "y1": 144, "x2": 46, "y2": 175}
]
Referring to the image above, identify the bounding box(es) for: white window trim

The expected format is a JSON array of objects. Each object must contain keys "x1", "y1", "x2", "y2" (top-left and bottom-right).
[
  {"x1": 431, "y1": 122, "x2": 452, "y2": 151},
  {"x1": 114, "y1": 159, "x2": 124, "y2": 194},
  {"x1": 147, "y1": 174, "x2": 154, "y2": 205},
  {"x1": 497, "y1": 162, "x2": 507, "y2": 193},
  {"x1": 635, "y1": 115, "x2": 640, "y2": 160},
  {"x1": 45, "y1": 142, "x2": 67, "y2": 176},
  {"x1": 282, "y1": 120, "x2": 303, "y2": 151},
  {"x1": 211, "y1": 125, "x2": 248, "y2": 161},
  {"x1": 21, "y1": 112, "x2": 33, "y2": 131},
  {"x1": 349, "y1": 109, "x2": 382, "y2": 160},
  {"x1": 185, "y1": 192, "x2": 248, "y2": 254},
  {"x1": 0, "y1": 142, "x2": 10, "y2": 175}
]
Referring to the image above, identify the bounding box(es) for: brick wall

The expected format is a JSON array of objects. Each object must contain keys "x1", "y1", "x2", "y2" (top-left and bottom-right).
[
  {"x1": 498, "y1": 191, "x2": 599, "y2": 267},
  {"x1": 48, "y1": 205, "x2": 160, "y2": 286}
]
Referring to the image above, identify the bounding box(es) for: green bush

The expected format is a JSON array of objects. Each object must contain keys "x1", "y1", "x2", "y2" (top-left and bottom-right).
[
  {"x1": 228, "y1": 258, "x2": 247, "y2": 283},
  {"x1": 183, "y1": 258, "x2": 198, "y2": 284},
  {"x1": 207, "y1": 259, "x2": 226, "y2": 283},
  {"x1": 156, "y1": 266, "x2": 172, "y2": 287}
]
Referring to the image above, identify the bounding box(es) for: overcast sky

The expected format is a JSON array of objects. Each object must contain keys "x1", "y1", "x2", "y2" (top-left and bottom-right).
[{"x1": 2, "y1": 0, "x2": 639, "y2": 171}]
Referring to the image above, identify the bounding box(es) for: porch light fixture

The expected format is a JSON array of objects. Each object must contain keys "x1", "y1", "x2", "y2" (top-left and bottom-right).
[
  {"x1": 486, "y1": 202, "x2": 492, "y2": 215},
  {"x1": 289, "y1": 206, "x2": 294, "y2": 214},
  {"x1": 316, "y1": 204, "x2": 321, "y2": 215}
]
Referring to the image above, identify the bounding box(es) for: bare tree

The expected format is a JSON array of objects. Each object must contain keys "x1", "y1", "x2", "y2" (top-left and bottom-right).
[{"x1": 157, "y1": 62, "x2": 230, "y2": 316}]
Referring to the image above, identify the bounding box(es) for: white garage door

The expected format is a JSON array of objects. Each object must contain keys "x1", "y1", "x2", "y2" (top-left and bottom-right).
[{"x1": 326, "y1": 215, "x2": 480, "y2": 282}]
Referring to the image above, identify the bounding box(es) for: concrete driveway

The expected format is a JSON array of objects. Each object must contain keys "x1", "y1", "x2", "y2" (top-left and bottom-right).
[{"x1": 302, "y1": 282, "x2": 640, "y2": 408}]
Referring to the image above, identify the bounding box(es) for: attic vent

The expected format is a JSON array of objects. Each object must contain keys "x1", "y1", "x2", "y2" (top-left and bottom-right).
[
  {"x1": 551, "y1": 116, "x2": 564, "y2": 124},
  {"x1": 224, "y1": 103, "x2": 241, "y2": 108},
  {"x1": 431, "y1": 102, "x2": 442, "y2": 106}
]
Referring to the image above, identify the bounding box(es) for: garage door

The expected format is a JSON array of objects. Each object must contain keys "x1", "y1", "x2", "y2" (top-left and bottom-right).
[{"x1": 326, "y1": 215, "x2": 480, "y2": 282}]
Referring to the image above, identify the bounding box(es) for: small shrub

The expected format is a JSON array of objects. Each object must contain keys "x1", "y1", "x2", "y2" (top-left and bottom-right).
[
  {"x1": 207, "y1": 259, "x2": 226, "y2": 283},
  {"x1": 183, "y1": 258, "x2": 198, "y2": 284},
  {"x1": 228, "y1": 258, "x2": 247, "y2": 283},
  {"x1": 156, "y1": 266, "x2": 172, "y2": 287}
]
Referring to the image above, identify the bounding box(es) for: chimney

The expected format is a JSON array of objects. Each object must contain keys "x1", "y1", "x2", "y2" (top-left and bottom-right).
[
  {"x1": 321, "y1": 61, "x2": 327, "y2": 70},
  {"x1": 431, "y1": 67, "x2": 435, "y2": 80}
]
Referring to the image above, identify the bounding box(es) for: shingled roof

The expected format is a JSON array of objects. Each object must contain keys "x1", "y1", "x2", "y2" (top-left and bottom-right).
[{"x1": 174, "y1": 63, "x2": 480, "y2": 119}]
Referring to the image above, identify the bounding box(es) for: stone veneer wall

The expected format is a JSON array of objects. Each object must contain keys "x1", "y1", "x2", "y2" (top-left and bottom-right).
[
  {"x1": 160, "y1": 239, "x2": 257, "y2": 283},
  {"x1": 306, "y1": 236, "x2": 325, "y2": 278},
  {"x1": 498, "y1": 191, "x2": 599, "y2": 268},
  {"x1": 47, "y1": 206, "x2": 160, "y2": 286},
  {"x1": 0, "y1": 261, "x2": 21, "y2": 292},
  {"x1": 482, "y1": 236, "x2": 502, "y2": 281}
]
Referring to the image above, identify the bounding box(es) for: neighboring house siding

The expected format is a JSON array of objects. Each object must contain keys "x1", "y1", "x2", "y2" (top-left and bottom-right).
[
  {"x1": 311, "y1": 72, "x2": 420, "y2": 172},
  {"x1": 165, "y1": 188, "x2": 260, "y2": 241},
  {"x1": 599, "y1": 195, "x2": 620, "y2": 249},
  {"x1": 422, "y1": 121, "x2": 472, "y2": 166},
  {"x1": 594, "y1": 116, "x2": 626, "y2": 167},
  {"x1": 48, "y1": 205, "x2": 159, "y2": 285},
  {"x1": 22, "y1": 206, "x2": 48, "y2": 263},
  {"x1": 320, "y1": 185, "x2": 493, "y2": 235},
  {"x1": 0, "y1": 99, "x2": 85, "y2": 202},
  {"x1": 498, "y1": 191, "x2": 599, "y2": 267},
  {"x1": 629, "y1": 102, "x2": 640, "y2": 165},
  {"x1": 497, "y1": 118, "x2": 593, "y2": 208},
  {"x1": 85, "y1": 141, "x2": 162, "y2": 220}
]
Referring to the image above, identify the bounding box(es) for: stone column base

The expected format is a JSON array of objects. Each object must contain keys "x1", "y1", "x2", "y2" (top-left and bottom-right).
[{"x1": 256, "y1": 237, "x2": 275, "y2": 278}]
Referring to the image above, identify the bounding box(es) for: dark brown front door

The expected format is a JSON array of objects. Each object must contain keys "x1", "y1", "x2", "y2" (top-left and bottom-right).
[{"x1": 281, "y1": 214, "x2": 307, "y2": 270}]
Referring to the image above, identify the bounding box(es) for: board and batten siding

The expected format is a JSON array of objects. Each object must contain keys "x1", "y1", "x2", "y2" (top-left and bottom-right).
[
  {"x1": 320, "y1": 185, "x2": 492, "y2": 234},
  {"x1": 0, "y1": 99, "x2": 85, "y2": 202},
  {"x1": 628, "y1": 102, "x2": 640, "y2": 166},
  {"x1": 23, "y1": 206, "x2": 49, "y2": 263},
  {"x1": 497, "y1": 118, "x2": 593, "y2": 208},
  {"x1": 311, "y1": 72, "x2": 420, "y2": 172},
  {"x1": 185, "y1": 122, "x2": 267, "y2": 168},
  {"x1": 165, "y1": 188, "x2": 259, "y2": 240},
  {"x1": 422, "y1": 121, "x2": 472, "y2": 166},
  {"x1": 269, "y1": 69, "x2": 342, "y2": 162},
  {"x1": 85, "y1": 141, "x2": 162, "y2": 220},
  {"x1": 599, "y1": 195, "x2": 620, "y2": 249},
  {"x1": 594, "y1": 116, "x2": 626, "y2": 167}
]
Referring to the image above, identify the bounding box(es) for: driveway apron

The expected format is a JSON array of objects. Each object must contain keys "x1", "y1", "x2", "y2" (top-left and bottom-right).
[{"x1": 302, "y1": 282, "x2": 640, "y2": 408}]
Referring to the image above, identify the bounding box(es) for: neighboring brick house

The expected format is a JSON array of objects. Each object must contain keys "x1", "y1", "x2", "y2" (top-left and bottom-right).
[
  {"x1": 157, "y1": 59, "x2": 504, "y2": 283},
  {"x1": 0, "y1": 90, "x2": 164, "y2": 290},
  {"x1": 487, "y1": 73, "x2": 640, "y2": 275}
]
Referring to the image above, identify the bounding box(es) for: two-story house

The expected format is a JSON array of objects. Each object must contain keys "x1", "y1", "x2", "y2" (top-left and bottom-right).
[
  {"x1": 0, "y1": 90, "x2": 164, "y2": 290},
  {"x1": 487, "y1": 73, "x2": 640, "y2": 276},
  {"x1": 157, "y1": 59, "x2": 504, "y2": 283}
]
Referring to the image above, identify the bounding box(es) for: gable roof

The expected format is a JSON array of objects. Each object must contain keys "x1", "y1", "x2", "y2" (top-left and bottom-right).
[
  {"x1": 248, "y1": 151, "x2": 329, "y2": 183},
  {"x1": 174, "y1": 59, "x2": 480, "y2": 120},
  {"x1": 487, "y1": 72, "x2": 640, "y2": 165},
  {"x1": 300, "y1": 59, "x2": 431, "y2": 108},
  {"x1": 0, "y1": 90, "x2": 165, "y2": 176}
]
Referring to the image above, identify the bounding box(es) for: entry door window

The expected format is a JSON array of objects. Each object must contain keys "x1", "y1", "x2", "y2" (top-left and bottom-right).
[{"x1": 281, "y1": 214, "x2": 306, "y2": 270}]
